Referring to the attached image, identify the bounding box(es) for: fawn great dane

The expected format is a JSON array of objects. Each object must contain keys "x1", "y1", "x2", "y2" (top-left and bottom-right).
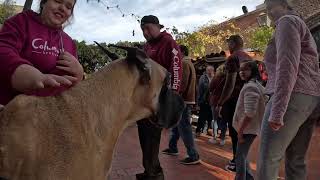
[{"x1": 0, "y1": 46, "x2": 185, "y2": 180}]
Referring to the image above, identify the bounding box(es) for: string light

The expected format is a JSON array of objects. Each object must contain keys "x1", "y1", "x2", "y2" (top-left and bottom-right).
[
  {"x1": 87, "y1": 0, "x2": 141, "y2": 22},
  {"x1": 87, "y1": 0, "x2": 142, "y2": 36},
  {"x1": 88, "y1": 0, "x2": 178, "y2": 38},
  {"x1": 86, "y1": 0, "x2": 173, "y2": 31}
]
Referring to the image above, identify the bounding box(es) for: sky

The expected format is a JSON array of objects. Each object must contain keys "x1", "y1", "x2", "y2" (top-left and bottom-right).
[{"x1": 14, "y1": 0, "x2": 264, "y2": 44}]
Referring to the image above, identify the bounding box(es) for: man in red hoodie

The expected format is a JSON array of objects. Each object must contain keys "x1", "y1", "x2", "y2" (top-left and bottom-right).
[{"x1": 136, "y1": 15, "x2": 183, "y2": 180}]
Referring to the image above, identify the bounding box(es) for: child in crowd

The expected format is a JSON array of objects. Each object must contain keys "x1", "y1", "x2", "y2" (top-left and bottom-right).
[{"x1": 229, "y1": 61, "x2": 266, "y2": 179}]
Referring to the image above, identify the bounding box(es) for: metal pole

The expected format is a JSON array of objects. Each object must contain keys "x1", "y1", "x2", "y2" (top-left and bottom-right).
[{"x1": 23, "y1": 0, "x2": 33, "y2": 11}]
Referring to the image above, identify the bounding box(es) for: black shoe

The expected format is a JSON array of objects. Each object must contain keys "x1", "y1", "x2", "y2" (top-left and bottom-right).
[
  {"x1": 161, "y1": 148, "x2": 179, "y2": 156},
  {"x1": 180, "y1": 156, "x2": 200, "y2": 165},
  {"x1": 195, "y1": 132, "x2": 201, "y2": 137},
  {"x1": 225, "y1": 164, "x2": 236, "y2": 172},
  {"x1": 136, "y1": 172, "x2": 164, "y2": 180},
  {"x1": 228, "y1": 159, "x2": 236, "y2": 166}
]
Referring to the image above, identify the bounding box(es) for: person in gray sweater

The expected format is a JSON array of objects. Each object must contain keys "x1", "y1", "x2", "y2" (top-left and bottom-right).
[
  {"x1": 258, "y1": 1, "x2": 320, "y2": 180},
  {"x1": 231, "y1": 61, "x2": 266, "y2": 180}
]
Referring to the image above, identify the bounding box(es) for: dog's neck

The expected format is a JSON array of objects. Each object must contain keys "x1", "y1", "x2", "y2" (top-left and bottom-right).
[
  {"x1": 62, "y1": 60, "x2": 143, "y2": 174},
  {"x1": 71, "y1": 60, "x2": 140, "y2": 127}
]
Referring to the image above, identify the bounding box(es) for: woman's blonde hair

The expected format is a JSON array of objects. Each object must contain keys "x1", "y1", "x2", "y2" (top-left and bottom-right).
[{"x1": 215, "y1": 64, "x2": 225, "y2": 76}]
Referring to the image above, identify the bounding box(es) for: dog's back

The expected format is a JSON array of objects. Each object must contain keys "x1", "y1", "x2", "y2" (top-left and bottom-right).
[
  {"x1": 0, "y1": 95, "x2": 39, "y2": 179},
  {"x1": 0, "y1": 90, "x2": 116, "y2": 180},
  {"x1": 0, "y1": 95, "x2": 88, "y2": 179}
]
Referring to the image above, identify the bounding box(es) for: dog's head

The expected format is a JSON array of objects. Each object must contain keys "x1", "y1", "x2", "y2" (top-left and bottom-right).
[{"x1": 106, "y1": 45, "x2": 185, "y2": 128}]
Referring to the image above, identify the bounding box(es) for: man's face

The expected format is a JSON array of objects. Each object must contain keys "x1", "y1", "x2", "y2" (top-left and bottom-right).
[
  {"x1": 206, "y1": 66, "x2": 215, "y2": 78},
  {"x1": 227, "y1": 41, "x2": 236, "y2": 52},
  {"x1": 141, "y1": 23, "x2": 161, "y2": 41}
]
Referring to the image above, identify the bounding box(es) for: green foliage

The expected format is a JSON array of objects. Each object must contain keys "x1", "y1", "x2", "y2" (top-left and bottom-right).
[
  {"x1": 0, "y1": 0, "x2": 16, "y2": 24},
  {"x1": 75, "y1": 40, "x2": 144, "y2": 74},
  {"x1": 171, "y1": 21, "x2": 241, "y2": 58},
  {"x1": 171, "y1": 21, "x2": 274, "y2": 58},
  {"x1": 75, "y1": 40, "x2": 108, "y2": 74},
  {"x1": 249, "y1": 26, "x2": 274, "y2": 54}
]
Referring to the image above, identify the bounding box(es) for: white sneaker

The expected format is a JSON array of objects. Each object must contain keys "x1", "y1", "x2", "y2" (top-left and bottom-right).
[
  {"x1": 208, "y1": 138, "x2": 218, "y2": 144},
  {"x1": 220, "y1": 139, "x2": 225, "y2": 146}
]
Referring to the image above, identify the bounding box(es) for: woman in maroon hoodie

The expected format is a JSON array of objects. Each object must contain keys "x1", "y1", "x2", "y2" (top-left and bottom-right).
[{"x1": 0, "y1": 0, "x2": 83, "y2": 106}]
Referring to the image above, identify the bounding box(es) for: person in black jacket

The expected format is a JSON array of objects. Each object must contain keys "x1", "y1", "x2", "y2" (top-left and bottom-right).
[{"x1": 195, "y1": 65, "x2": 214, "y2": 136}]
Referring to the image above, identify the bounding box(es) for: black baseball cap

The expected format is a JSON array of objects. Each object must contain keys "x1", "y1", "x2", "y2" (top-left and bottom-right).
[
  {"x1": 141, "y1": 15, "x2": 164, "y2": 29},
  {"x1": 226, "y1": 34, "x2": 244, "y2": 45}
]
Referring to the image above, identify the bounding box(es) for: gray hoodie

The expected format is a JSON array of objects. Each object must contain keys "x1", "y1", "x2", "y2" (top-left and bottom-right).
[{"x1": 264, "y1": 11, "x2": 320, "y2": 125}]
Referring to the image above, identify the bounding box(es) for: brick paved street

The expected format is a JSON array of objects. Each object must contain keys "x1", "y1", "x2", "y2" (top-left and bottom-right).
[{"x1": 109, "y1": 125, "x2": 320, "y2": 180}]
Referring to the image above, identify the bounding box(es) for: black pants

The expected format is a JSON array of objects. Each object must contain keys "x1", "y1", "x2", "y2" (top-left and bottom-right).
[
  {"x1": 196, "y1": 103, "x2": 213, "y2": 133},
  {"x1": 137, "y1": 119, "x2": 163, "y2": 175},
  {"x1": 221, "y1": 98, "x2": 238, "y2": 160}
]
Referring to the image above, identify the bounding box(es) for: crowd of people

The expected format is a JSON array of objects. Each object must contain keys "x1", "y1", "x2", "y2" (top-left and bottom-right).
[
  {"x1": 189, "y1": 1, "x2": 320, "y2": 180},
  {"x1": 0, "y1": 0, "x2": 319, "y2": 180}
]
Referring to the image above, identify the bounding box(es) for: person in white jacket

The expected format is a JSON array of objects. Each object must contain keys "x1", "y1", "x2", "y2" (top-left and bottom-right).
[{"x1": 231, "y1": 61, "x2": 266, "y2": 180}]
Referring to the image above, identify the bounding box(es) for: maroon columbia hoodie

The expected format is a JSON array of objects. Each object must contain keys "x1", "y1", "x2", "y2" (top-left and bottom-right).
[
  {"x1": 0, "y1": 10, "x2": 78, "y2": 105},
  {"x1": 144, "y1": 31, "x2": 183, "y2": 92}
]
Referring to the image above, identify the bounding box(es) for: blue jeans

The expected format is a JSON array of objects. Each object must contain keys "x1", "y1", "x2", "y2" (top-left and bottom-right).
[
  {"x1": 257, "y1": 93, "x2": 320, "y2": 180},
  {"x1": 195, "y1": 103, "x2": 212, "y2": 133},
  {"x1": 235, "y1": 134, "x2": 256, "y2": 180},
  {"x1": 169, "y1": 105, "x2": 199, "y2": 159},
  {"x1": 211, "y1": 106, "x2": 227, "y2": 139}
]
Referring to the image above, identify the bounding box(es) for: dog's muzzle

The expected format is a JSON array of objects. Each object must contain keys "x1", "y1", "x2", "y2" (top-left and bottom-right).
[{"x1": 150, "y1": 74, "x2": 185, "y2": 129}]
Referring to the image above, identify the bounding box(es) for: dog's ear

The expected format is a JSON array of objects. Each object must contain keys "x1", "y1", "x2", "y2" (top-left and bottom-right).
[
  {"x1": 94, "y1": 41, "x2": 120, "y2": 61},
  {"x1": 109, "y1": 45, "x2": 151, "y2": 84}
]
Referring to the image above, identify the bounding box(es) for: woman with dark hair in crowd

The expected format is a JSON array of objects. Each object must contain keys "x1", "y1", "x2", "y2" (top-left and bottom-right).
[
  {"x1": 208, "y1": 64, "x2": 227, "y2": 146},
  {"x1": 232, "y1": 61, "x2": 266, "y2": 180}
]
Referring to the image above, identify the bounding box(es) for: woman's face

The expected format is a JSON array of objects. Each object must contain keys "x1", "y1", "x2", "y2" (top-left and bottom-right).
[
  {"x1": 239, "y1": 63, "x2": 252, "y2": 81},
  {"x1": 41, "y1": 0, "x2": 75, "y2": 28},
  {"x1": 266, "y1": 1, "x2": 287, "y2": 22}
]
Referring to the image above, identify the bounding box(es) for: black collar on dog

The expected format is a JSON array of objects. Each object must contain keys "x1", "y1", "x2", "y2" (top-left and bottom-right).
[{"x1": 148, "y1": 72, "x2": 171, "y2": 128}]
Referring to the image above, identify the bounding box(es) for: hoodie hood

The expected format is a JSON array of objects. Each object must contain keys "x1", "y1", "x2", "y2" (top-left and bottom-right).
[
  {"x1": 275, "y1": 10, "x2": 304, "y2": 26},
  {"x1": 148, "y1": 31, "x2": 173, "y2": 44}
]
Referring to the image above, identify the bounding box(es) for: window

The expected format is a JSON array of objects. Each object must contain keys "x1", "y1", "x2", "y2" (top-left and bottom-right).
[
  {"x1": 312, "y1": 27, "x2": 320, "y2": 51},
  {"x1": 311, "y1": 26, "x2": 320, "y2": 62},
  {"x1": 257, "y1": 13, "x2": 270, "y2": 27}
]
